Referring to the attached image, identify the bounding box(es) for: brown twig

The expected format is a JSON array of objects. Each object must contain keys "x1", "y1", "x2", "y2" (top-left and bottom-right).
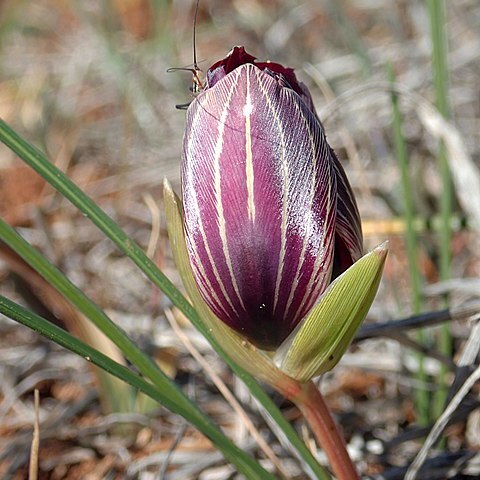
[
  {"x1": 355, "y1": 302, "x2": 480, "y2": 340},
  {"x1": 143, "y1": 192, "x2": 162, "y2": 260}
]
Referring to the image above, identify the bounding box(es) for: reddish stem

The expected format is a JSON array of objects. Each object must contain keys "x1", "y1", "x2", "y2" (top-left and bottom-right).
[{"x1": 283, "y1": 380, "x2": 359, "y2": 480}]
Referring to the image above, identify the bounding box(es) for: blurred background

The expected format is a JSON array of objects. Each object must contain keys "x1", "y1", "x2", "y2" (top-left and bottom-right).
[{"x1": 0, "y1": 0, "x2": 479, "y2": 478}]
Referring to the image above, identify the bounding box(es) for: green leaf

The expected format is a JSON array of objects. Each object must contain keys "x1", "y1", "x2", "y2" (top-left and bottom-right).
[{"x1": 275, "y1": 243, "x2": 388, "y2": 383}]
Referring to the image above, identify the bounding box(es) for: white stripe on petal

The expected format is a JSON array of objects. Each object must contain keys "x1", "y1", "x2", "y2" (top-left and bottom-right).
[
  {"x1": 214, "y1": 69, "x2": 247, "y2": 311},
  {"x1": 245, "y1": 73, "x2": 256, "y2": 222},
  {"x1": 185, "y1": 85, "x2": 241, "y2": 317}
]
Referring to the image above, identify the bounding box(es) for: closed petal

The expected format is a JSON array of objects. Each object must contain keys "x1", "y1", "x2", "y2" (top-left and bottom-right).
[
  {"x1": 330, "y1": 148, "x2": 363, "y2": 278},
  {"x1": 182, "y1": 63, "x2": 336, "y2": 349}
]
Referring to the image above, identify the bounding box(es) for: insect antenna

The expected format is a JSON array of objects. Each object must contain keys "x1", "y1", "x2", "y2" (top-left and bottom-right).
[
  {"x1": 191, "y1": 0, "x2": 203, "y2": 93},
  {"x1": 167, "y1": 0, "x2": 204, "y2": 109}
]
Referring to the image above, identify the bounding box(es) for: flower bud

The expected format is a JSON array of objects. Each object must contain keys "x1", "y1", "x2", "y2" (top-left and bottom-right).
[{"x1": 181, "y1": 46, "x2": 363, "y2": 350}]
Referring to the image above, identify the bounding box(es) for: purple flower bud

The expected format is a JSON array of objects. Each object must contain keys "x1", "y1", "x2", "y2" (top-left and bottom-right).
[{"x1": 181, "y1": 47, "x2": 362, "y2": 350}]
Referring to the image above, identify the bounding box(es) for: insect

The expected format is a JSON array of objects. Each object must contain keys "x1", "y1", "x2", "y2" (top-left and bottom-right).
[{"x1": 167, "y1": 0, "x2": 204, "y2": 109}]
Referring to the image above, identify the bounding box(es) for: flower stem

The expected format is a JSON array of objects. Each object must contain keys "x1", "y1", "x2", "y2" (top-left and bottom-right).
[{"x1": 286, "y1": 381, "x2": 359, "y2": 480}]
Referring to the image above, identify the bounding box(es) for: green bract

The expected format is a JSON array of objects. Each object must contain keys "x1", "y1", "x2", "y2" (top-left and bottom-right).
[{"x1": 274, "y1": 243, "x2": 388, "y2": 382}]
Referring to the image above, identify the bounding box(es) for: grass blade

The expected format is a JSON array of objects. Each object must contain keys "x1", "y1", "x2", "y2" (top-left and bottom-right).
[
  {"x1": 0, "y1": 119, "x2": 328, "y2": 479},
  {"x1": 427, "y1": 0, "x2": 452, "y2": 420},
  {"x1": 0, "y1": 295, "x2": 182, "y2": 412},
  {"x1": 0, "y1": 225, "x2": 274, "y2": 480},
  {"x1": 0, "y1": 294, "x2": 274, "y2": 479},
  {"x1": 388, "y1": 65, "x2": 429, "y2": 425}
]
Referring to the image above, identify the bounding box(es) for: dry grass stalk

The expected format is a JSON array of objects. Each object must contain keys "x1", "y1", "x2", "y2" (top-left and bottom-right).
[
  {"x1": 28, "y1": 389, "x2": 40, "y2": 480},
  {"x1": 405, "y1": 363, "x2": 480, "y2": 480}
]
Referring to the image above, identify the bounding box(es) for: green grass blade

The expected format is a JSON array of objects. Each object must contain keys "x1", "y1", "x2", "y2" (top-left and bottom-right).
[
  {"x1": 0, "y1": 295, "x2": 275, "y2": 479},
  {"x1": 0, "y1": 225, "x2": 274, "y2": 480},
  {"x1": 0, "y1": 294, "x2": 187, "y2": 417},
  {"x1": 0, "y1": 119, "x2": 328, "y2": 479},
  {"x1": 427, "y1": 0, "x2": 452, "y2": 420},
  {"x1": 388, "y1": 65, "x2": 429, "y2": 425},
  {"x1": 0, "y1": 119, "x2": 195, "y2": 322},
  {"x1": 0, "y1": 218, "x2": 174, "y2": 397},
  {"x1": 388, "y1": 68, "x2": 422, "y2": 315},
  {"x1": 428, "y1": 0, "x2": 450, "y2": 119}
]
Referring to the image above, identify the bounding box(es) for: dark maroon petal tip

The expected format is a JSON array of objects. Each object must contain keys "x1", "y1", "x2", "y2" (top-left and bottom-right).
[{"x1": 206, "y1": 46, "x2": 316, "y2": 112}]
